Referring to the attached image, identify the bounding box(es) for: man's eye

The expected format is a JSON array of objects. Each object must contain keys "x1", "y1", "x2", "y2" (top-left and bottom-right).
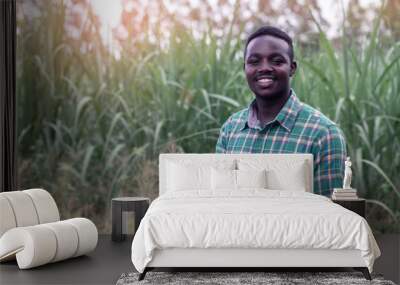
[
  {"x1": 272, "y1": 58, "x2": 284, "y2": 65},
  {"x1": 247, "y1": 59, "x2": 259, "y2": 65}
]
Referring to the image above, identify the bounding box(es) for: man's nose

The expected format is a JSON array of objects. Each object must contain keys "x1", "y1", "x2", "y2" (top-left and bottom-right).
[{"x1": 258, "y1": 59, "x2": 273, "y2": 72}]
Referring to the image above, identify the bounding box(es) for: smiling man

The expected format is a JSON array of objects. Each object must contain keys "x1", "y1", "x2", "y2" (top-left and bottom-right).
[{"x1": 216, "y1": 26, "x2": 347, "y2": 197}]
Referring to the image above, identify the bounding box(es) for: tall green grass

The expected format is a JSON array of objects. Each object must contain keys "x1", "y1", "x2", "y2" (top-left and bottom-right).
[
  {"x1": 17, "y1": 1, "x2": 399, "y2": 233},
  {"x1": 293, "y1": 14, "x2": 400, "y2": 232}
]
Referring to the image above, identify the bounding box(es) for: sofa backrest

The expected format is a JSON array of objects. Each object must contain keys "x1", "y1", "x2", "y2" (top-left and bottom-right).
[
  {"x1": 159, "y1": 153, "x2": 313, "y2": 195},
  {"x1": 0, "y1": 189, "x2": 60, "y2": 237}
]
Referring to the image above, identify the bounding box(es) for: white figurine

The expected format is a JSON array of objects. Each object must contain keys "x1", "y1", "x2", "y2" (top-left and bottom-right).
[{"x1": 343, "y1": 157, "x2": 352, "y2": 189}]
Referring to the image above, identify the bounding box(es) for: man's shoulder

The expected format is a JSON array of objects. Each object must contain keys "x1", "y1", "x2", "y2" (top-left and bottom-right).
[
  {"x1": 229, "y1": 107, "x2": 248, "y2": 121},
  {"x1": 298, "y1": 103, "x2": 344, "y2": 137},
  {"x1": 221, "y1": 107, "x2": 248, "y2": 129},
  {"x1": 299, "y1": 103, "x2": 339, "y2": 128}
]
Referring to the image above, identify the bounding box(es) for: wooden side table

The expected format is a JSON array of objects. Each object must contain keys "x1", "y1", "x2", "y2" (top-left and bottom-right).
[
  {"x1": 112, "y1": 197, "x2": 150, "y2": 242},
  {"x1": 332, "y1": 198, "x2": 366, "y2": 218}
]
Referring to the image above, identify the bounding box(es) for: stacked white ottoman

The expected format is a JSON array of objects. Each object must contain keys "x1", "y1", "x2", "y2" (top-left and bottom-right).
[{"x1": 0, "y1": 189, "x2": 98, "y2": 269}]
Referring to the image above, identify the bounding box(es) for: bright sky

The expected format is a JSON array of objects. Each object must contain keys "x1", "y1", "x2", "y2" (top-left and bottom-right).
[
  {"x1": 90, "y1": 0, "x2": 122, "y2": 54},
  {"x1": 91, "y1": 0, "x2": 381, "y2": 46}
]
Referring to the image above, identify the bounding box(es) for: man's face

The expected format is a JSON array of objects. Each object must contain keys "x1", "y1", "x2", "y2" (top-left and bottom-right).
[{"x1": 244, "y1": 35, "x2": 296, "y2": 99}]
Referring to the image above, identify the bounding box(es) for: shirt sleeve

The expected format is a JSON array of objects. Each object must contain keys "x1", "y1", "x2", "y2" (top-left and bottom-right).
[
  {"x1": 215, "y1": 119, "x2": 230, "y2": 153},
  {"x1": 313, "y1": 125, "x2": 347, "y2": 197}
]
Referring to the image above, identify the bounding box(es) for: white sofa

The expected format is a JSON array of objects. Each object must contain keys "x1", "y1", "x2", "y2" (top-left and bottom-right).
[{"x1": 0, "y1": 188, "x2": 98, "y2": 269}]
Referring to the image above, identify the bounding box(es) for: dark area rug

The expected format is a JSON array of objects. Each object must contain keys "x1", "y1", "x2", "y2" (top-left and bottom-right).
[{"x1": 116, "y1": 271, "x2": 396, "y2": 285}]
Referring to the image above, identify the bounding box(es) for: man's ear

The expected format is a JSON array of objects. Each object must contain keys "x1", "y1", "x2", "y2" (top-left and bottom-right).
[{"x1": 289, "y1": 61, "x2": 297, "y2": 77}]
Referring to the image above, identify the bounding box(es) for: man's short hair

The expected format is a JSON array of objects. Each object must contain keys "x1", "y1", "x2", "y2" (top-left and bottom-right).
[{"x1": 244, "y1": 26, "x2": 294, "y2": 62}]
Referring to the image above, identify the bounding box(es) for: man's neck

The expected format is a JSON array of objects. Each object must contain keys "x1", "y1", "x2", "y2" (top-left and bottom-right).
[{"x1": 254, "y1": 90, "x2": 291, "y2": 126}]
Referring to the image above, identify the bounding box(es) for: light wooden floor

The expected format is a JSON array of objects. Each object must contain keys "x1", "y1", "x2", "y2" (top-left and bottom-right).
[{"x1": 0, "y1": 234, "x2": 398, "y2": 285}]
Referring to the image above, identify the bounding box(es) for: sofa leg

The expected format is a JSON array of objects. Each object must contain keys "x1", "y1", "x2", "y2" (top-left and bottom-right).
[
  {"x1": 138, "y1": 268, "x2": 148, "y2": 281},
  {"x1": 354, "y1": 267, "x2": 371, "y2": 280}
]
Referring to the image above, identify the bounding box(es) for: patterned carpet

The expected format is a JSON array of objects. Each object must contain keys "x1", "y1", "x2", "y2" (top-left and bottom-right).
[{"x1": 116, "y1": 271, "x2": 396, "y2": 285}]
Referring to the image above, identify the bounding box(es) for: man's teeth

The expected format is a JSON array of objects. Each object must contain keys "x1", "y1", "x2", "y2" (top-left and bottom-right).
[{"x1": 258, "y1": 78, "x2": 273, "y2": 83}]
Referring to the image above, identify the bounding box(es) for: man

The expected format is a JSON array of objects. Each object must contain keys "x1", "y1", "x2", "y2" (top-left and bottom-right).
[{"x1": 216, "y1": 26, "x2": 347, "y2": 197}]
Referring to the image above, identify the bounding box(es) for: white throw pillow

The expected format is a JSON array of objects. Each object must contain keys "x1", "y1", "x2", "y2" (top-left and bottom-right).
[
  {"x1": 167, "y1": 162, "x2": 211, "y2": 191},
  {"x1": 266, "y1": 165, "x2": 307, "y2": 192},
  {"x1": 165, "y1": 158, "x2": 236, "y2": 192},
  {"x1": 236, "y1": 169, "x2": 268, "y2": 189},
  {"x1": 237, "y1": 159, "x2": 309, "y2": 192},
  {"x1": 211, "y1": 168, "x2": 268, "y2": 190},
  {"x1": 211, "y1": 168, "x2": 236, "y2": 190}
]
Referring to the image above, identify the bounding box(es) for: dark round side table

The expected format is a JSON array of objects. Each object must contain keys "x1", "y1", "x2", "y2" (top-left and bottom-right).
[{"x1": 111, "y1": 197, "x2": 150, "y2": 242}]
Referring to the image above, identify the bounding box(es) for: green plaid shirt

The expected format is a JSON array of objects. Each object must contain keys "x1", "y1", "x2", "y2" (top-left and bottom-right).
[{"x1": 216, "y1": 90, "x2": 347, "y2": 196}]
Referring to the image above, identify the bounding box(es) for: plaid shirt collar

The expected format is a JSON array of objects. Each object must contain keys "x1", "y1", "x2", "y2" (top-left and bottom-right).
[{"x1": 240, "y1": 90, "x2": 303, "y2": 132}]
